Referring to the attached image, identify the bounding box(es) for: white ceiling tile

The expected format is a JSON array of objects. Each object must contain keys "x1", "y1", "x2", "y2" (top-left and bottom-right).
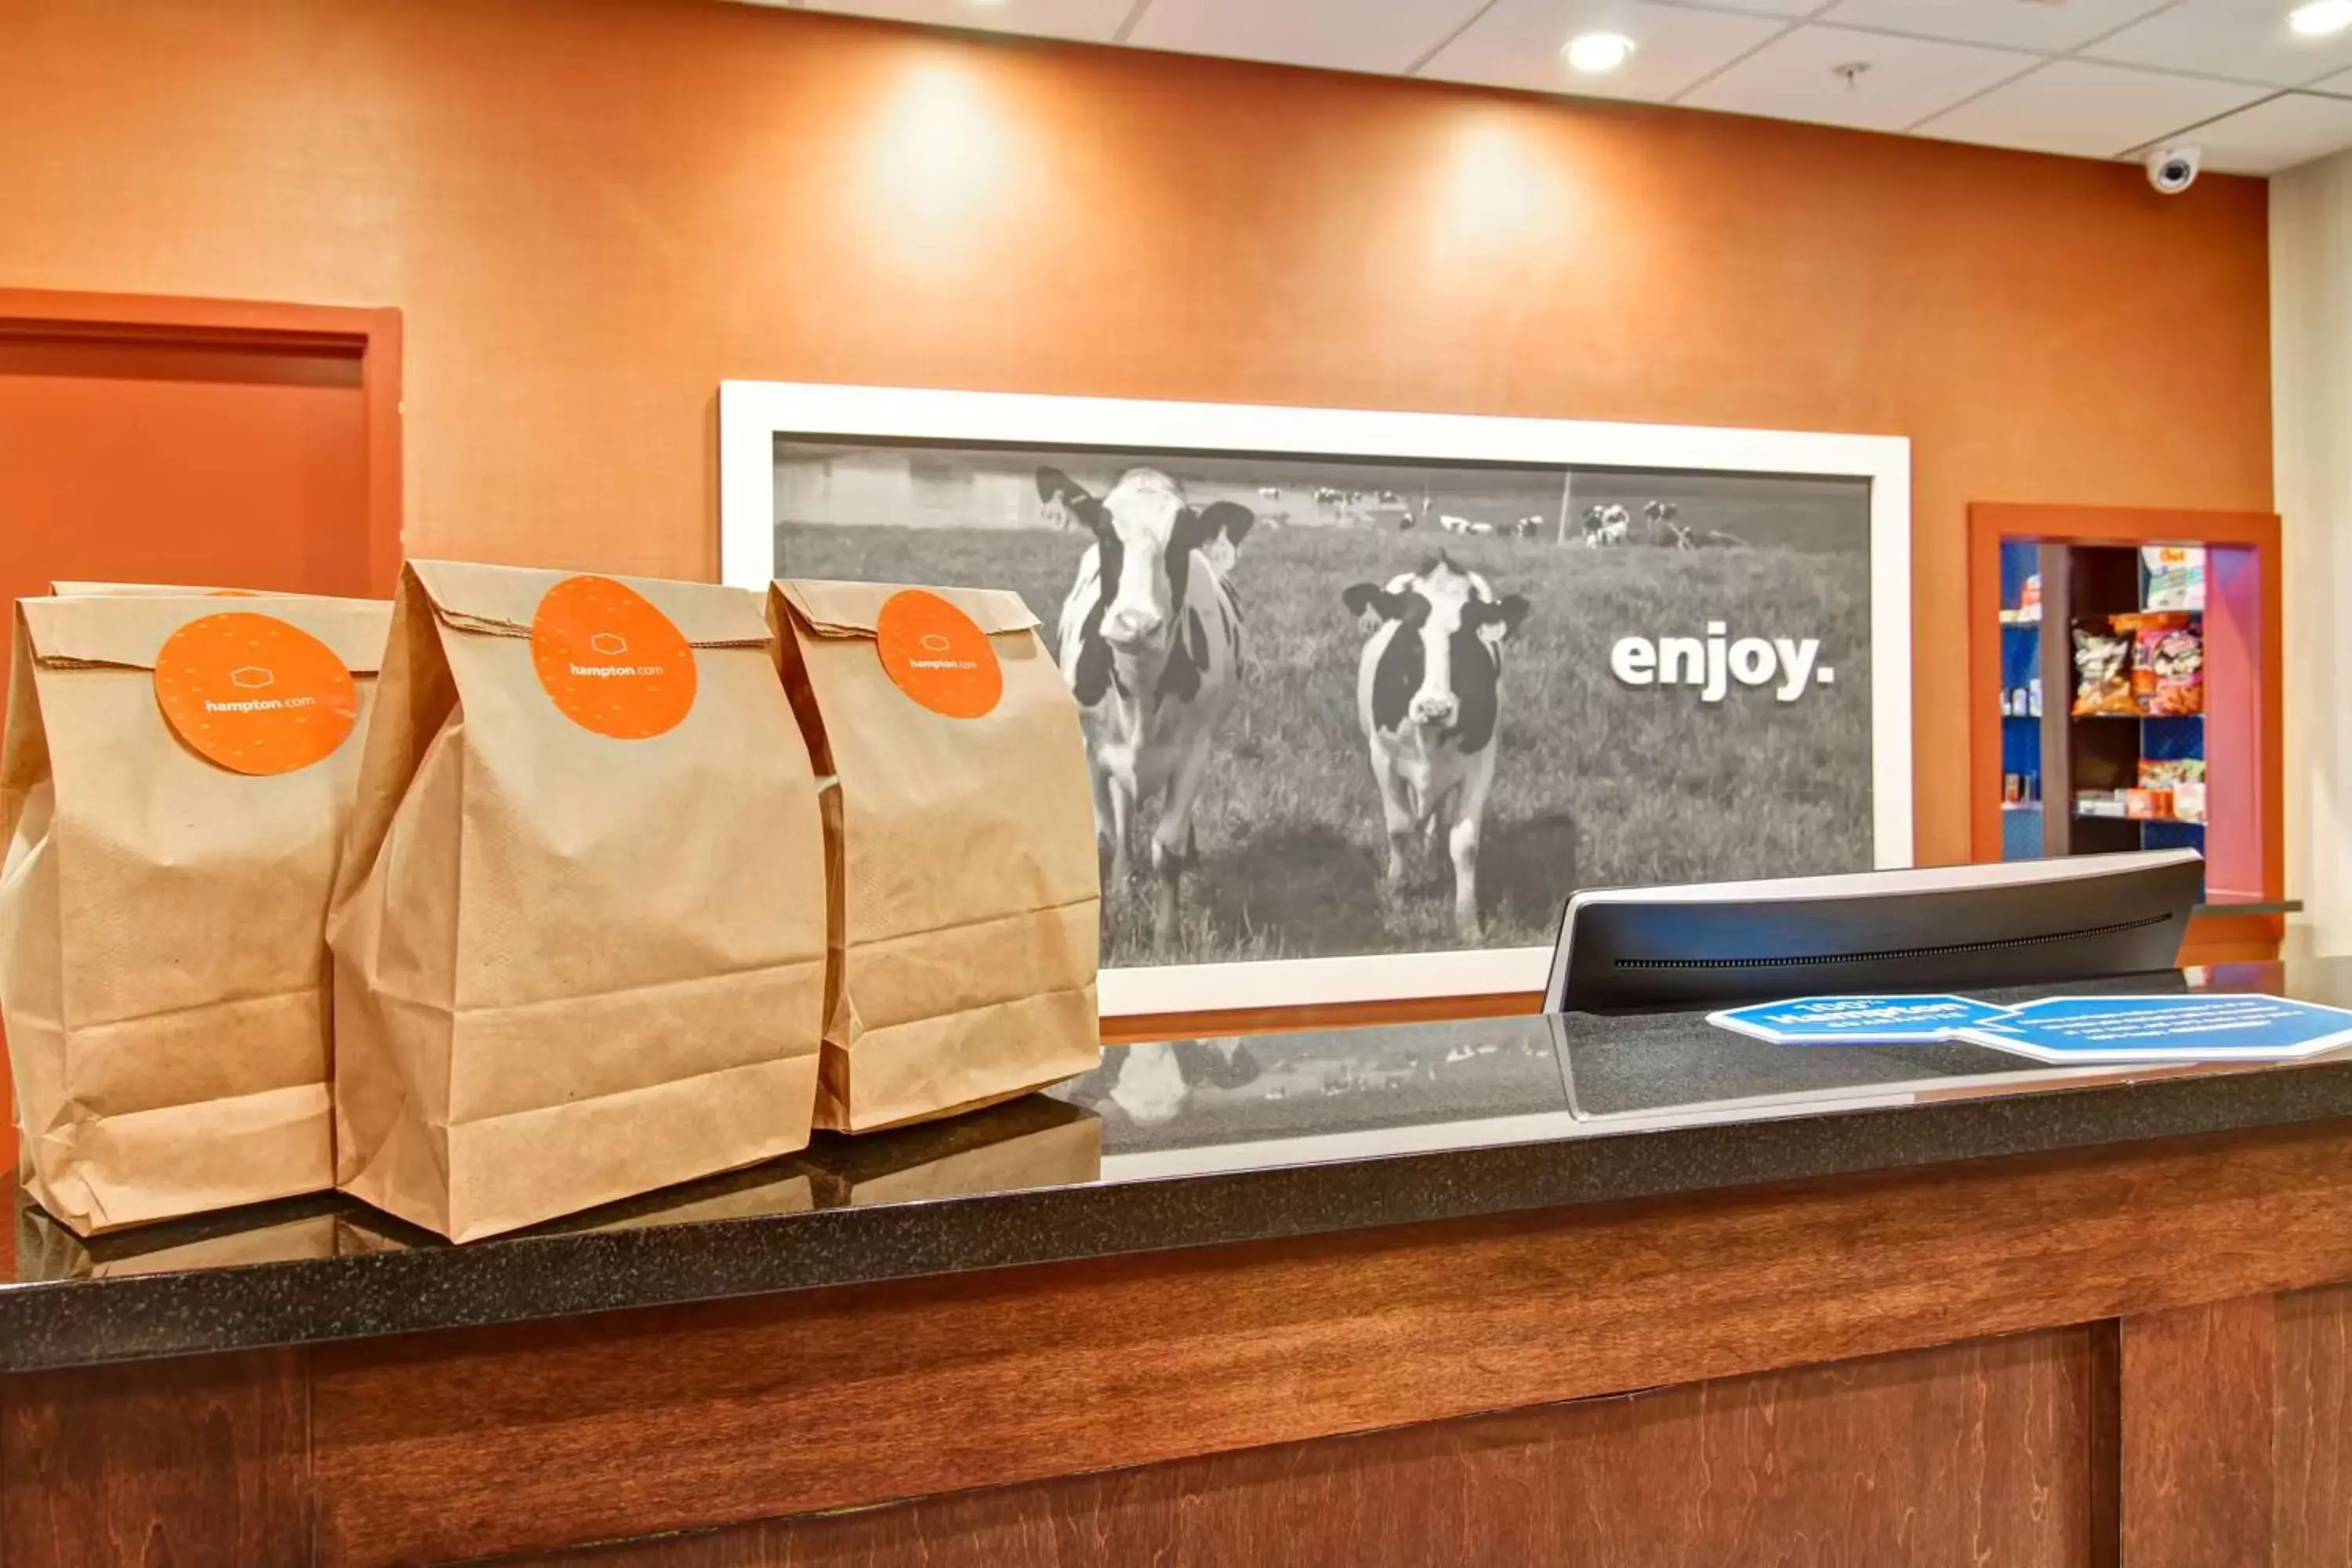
[
  {"x1": 1918, "y1": 57, "x2": 2267, "y2": 156},
  {"x1": 1680, "y1": 23, "x2": 2034, "y2": 130},
  {"x1": 2316, "y1": 64, "x2": 2352, "y2": 89},
  {"x1": 2085, "y1": 0, "x2": 2352, "y2": 87},
  {"x1": 786, "y1": 0, "x2": 1134, "y2": 45},
  {"x1": 1813, "y1": 0, "x2": 2176, "y2": 53},
  {"x1": 1699, "y1": 0, "x2": 1835, "y2": 13},
  {"x1": 1421, "y1": 0, "x2": 1785, "y2": 103},
  {"x1": 2177, "y1": 89, "x2": 2352, "y2": 170},
  {"x1": 1126, "y1": 0, "x2": 1488, "y2": 74}
]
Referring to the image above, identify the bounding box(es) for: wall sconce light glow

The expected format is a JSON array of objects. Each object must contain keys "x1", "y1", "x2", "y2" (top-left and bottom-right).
[
  {"x1": 862, "y1": 60, "x2": 1012, "y2": 238},
  {"x1": 1563, "y1": 32, "x2": 1636, "y2": 73},
  {"x1": 2292, "y1": 0, "x2": 2352, "y2": 37}
]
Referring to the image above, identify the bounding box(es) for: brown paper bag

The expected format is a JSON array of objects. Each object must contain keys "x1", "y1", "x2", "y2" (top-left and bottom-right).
[
  {"x1": 329, "y1": 561, "x2": 827, "y2": 1242},
  {"x1": 804, "y1": 1095, "x2": 1102, "y2": 1207},
  {"x1": 0, "y1": 593, "x2": 389, "y2": 1234},
  {"x1": 20, "y1": 1202, "x2": 346, "y2": 1280},
  {"x1": 771, "y1": 580, "x2": 1100, "y2": 1134}
]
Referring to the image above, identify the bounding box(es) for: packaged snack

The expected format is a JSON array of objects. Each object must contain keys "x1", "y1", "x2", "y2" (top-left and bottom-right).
[
  {"x1": 2125, "y1": 789, "x2": 2173, "y2": 822},
  {"x1": 2120, "y1": 613, "x2": 2204, "y2": 717},
  {"x1": 2072, "y1": 630, "x2": 2135, "y2": 716},
  {"x1": 2172, "y1": 781, "x2": 2208, "y2": 823},
  {"x1": 771, "y1": 580, "x2": 1101, "y2": 1134},
  {"x1": 328, "y1": 563, "x2": 828, "y2": 1242},
  {"x1": 2140, "y1": 757, "x2": 2206, "y2": 788},
  {"x1": 2019, "y1": 574, "x2": 2042, "y2": 622},
  {"x1": 0, "y1": 593, "x2": 388, "y2": 1233},
  {"x1": 2142, "y1": 546, "x2": 2206, "y2": 612}
]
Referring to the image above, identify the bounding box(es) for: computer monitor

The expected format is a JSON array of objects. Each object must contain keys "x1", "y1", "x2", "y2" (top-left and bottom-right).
[{"x1": 1544, "y1": 849, "x2": 2204, "y2": 1014}]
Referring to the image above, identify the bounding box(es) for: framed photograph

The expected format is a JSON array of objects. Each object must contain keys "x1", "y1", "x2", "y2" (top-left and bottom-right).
[{"x1": 720, "y1": 383, "x2": 1911, "y2": 1017}]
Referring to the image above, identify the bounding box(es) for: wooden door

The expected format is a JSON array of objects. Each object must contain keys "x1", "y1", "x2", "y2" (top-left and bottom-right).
[
  {"x1": 0, "y1": 291, "x2": 400, "y2": 625},
  {"x1": 0, "y1": 290, "x2": 400, "y2": 1198}
]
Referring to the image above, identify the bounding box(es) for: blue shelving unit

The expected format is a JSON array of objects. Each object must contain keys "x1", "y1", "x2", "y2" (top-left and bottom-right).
[{"x1": 1997, "y1": 540, "x2": 2043, "y2": 862}]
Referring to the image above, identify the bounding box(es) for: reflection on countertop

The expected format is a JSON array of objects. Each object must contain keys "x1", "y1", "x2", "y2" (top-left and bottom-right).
[{"x1": 9, "y1": 960, "x2": 2352, "y2": 1372}]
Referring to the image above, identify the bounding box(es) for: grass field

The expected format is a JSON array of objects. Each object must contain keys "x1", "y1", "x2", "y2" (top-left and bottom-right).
[{"x1": 779, "y1": 519, "x2": 1872, "y2": 967}]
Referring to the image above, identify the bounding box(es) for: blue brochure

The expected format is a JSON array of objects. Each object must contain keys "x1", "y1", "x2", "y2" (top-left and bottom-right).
[
  {"x1": 1708, "y1": 994, "x2": 2019, "y2": 1045},
  {"x1": 1955, "y1": 994, "x2": 2352, "y2": 1064}
]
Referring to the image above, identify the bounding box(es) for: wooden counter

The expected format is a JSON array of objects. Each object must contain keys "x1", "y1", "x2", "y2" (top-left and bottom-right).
[{"x1": 9, "y1": 966, "x2": 2352, "y2": 1565}]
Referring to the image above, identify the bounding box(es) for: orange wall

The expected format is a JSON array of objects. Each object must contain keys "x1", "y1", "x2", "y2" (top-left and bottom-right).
[{"x1": 0, "y1": 0, "x2": 2273, "y2": 866}]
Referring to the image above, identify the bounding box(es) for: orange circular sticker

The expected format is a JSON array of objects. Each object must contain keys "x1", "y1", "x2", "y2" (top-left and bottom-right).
[
  {"x1": 528, "y1": 575, "x2": 698, "y2": 740},
  {"x1": 153, "y1": 613, "x2": 360, "y2": 776},
  {"x1": 875, "y1": 590, "x2": 1003, "y2": 720}
]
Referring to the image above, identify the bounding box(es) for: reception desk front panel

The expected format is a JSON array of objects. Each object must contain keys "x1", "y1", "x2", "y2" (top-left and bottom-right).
[{"x1": 8, "y1": 962, "x2": 2352, "y2": 1563}]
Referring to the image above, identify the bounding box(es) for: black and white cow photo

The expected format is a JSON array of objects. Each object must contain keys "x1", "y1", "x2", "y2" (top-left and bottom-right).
[
  {"x1": 1040, "y1": 466, "x2": 1250, "y2": 949},
  {"x1": 1345, "y1": 557, "x2": 1529, "y2": 940},
  {"x1": 773, "y1": 438, "x2": 1875, "y2": 967}
]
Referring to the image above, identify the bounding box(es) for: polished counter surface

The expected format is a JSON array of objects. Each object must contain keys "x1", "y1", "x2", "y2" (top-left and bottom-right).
[{"x1": 6, "y1": 960, "x2": 2350, "y2": 1373}]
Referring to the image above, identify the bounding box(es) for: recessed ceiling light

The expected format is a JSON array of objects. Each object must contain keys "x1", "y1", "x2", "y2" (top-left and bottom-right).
[
  {"x1": 1564, "y1": 32, "x2": 1636, "y2": 73},
  {"x1": 2292, "y1": 0, "x2": 2352, "y2": 38}
]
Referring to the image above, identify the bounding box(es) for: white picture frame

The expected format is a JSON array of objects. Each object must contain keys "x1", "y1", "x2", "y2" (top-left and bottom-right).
[{"x1": 719, "y1": 380, "x2": 1913, "y2": 1019}]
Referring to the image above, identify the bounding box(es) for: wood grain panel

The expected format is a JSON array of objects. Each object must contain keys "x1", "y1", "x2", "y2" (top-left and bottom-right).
[
  {"x1": 546, "y1": 1330, "x2": 2100, "y2": 1567},
  {"x1": 1100, "y1": 989, "x2": 1541, "y2": 1044},
  {"x1": 2118, "y1": 1297, "x2": 2276, "y2": 1568},
  {"x1": 0, "y1": 1346, "x2": 309, "y2": 1567},
  {"x1": 310, "y1": 1120, "x2": 2352, "y2": 1566},
  {"x1": 2275, "y1": 1280, "x2": 2352, "y2": 1566}
]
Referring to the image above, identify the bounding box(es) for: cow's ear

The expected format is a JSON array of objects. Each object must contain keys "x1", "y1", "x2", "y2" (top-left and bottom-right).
[
  {"x1": 1038, "y1": 466, "x2": 1105, "y2": 531},
  {"x1": 1494, "y1": 594, "x2": 1531, "y2": 638},
  {"x1": 1343, "y1": 583, "x2": 1398, "y2": 628},
  {"x1": 1200, "y1": 500, "x2": 1254, "y2": 552}
]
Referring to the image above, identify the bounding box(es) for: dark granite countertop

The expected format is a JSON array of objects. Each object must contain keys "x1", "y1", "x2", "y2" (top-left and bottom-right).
[{"x1": 5, "y1": 959, "x2": 2350, "y2": 1373}]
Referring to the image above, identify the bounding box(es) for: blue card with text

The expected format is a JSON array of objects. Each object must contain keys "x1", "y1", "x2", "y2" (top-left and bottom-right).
[
  {"x1": 1955, "y1": 994, "x2": 2352, "y2": 1063},
  {"x1": 1708, "y1": 994, "x2": 2018, "y2": 1046}
]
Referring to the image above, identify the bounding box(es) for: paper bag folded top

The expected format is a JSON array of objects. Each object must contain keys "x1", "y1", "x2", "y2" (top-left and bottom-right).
[
  {"x1": 0, "y1": 592, "x2": 389, "y2": 1235},
  {"x1": 328, "y1": 561, "x2": 827, "y2": 1242},
  {"x1": 771, "y1": 579, "x2": 1101, "y2": 1134}
]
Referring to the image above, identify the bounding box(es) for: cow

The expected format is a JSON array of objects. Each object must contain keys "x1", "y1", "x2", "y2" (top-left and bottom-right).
[
  {"x1": 1257, "y1": 485, "x2": 1283, "y2": 500},
  {"x1": 1642, "y1": 500, "x2": 1681, "y2": 544},
  {"x1": 1514, "y1": 516, "x2": 1544, "y2": 540},
  {"x1": 1341, "y1": 554, "x2": 1530, "y2": 940},
  {"x1": 1467, "y1": 520, "x2": 1497, "y2": 536},
  {"x1": 1581, "y1": 504, "x2": 1630, "y2": 547},
  {"x1": 1041, "y1": 466, "x2": 1253, "y2": 951},
  {"x1": 1061, "y1": 1039, "x2": 1261, "y2": 1126},
  {"x1": 1438, "y1": 514, "x2": 1473, "y2": 535}
]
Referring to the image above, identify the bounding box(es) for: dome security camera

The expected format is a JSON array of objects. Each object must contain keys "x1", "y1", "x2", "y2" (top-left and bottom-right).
[{"x1": 2147, "y1": 145, "x2": 2202, "y2": 195}]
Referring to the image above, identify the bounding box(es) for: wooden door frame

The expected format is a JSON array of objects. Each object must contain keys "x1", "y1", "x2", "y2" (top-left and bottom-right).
[
  {"x1": 0, "y1": 288, "x2": 403, "y2": 593},
  {"x1": 1968, "y1": 502, "x2": 2285, "y2": 958}
]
